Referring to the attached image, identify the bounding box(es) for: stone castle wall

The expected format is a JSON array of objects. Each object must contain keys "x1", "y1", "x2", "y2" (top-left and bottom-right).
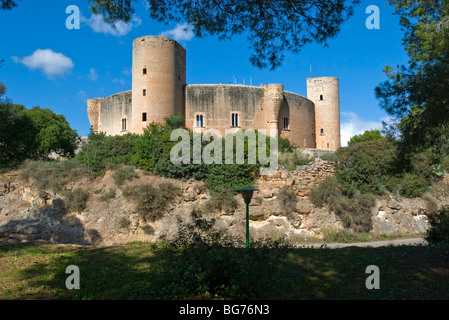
[{"x1": 87, "y1": 36, "x2": 340, "y2": 150}]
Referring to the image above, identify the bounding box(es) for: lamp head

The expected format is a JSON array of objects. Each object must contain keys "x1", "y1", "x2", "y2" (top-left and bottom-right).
[{"x1": 236, "y1": 187, "x2": 259, "y2": 202}]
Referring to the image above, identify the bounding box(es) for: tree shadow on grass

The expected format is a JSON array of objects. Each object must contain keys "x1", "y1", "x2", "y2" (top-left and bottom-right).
[
  {"x1": 0, "y1": 199, "x2": 101, "y2": 245},
  {"x1": 2, "y1": 240, "x2": 449, "y2": 300}
]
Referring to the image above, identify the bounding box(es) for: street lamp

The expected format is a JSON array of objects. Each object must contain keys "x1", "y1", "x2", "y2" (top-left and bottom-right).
[{"x1": 236, "y1": 187, "x2": 259, "y2": 248}]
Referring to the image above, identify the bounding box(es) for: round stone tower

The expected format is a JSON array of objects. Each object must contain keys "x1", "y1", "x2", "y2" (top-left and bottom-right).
[
  {"x1": 307, "y1": 77, "x2": 341, "y2": 150},
  {"x1": 131, "y1": 36, "x2": 186, "y2": 133},
  {"x1": 265, "y1": 84, "x2": 284, "y2": 136},
  {"x1": 87, "y1": 98, "x2": 101, "y2": 134}
]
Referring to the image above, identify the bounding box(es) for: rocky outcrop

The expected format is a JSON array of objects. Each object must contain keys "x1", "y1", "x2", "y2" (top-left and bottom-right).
[{"x1": 0, "y1": 163, "x2": 443, "y2": 245}]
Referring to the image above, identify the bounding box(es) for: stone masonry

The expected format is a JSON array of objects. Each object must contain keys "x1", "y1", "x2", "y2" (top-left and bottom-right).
[{"x1": 87, "y1": 35, "x2": 341, "y2": 150}]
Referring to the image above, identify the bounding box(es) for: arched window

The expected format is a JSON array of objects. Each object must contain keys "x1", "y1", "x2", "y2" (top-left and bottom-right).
[
  {"x1": 320, "y1": 95, "x2": 323, "y2": 101},
  {"x1": 143, "y1": 68, "x2": 147, "y2": 75},
  {"x1": 121, "y1": 118, "x2": 127, "y2": 131},
  {"x1": 320, "y1": 128, "x2": 324, "y2": 135}
]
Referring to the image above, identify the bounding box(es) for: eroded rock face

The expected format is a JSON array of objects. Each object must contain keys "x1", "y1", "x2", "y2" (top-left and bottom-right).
[{"x1": 0, "y1": 164, "x2": 443, "y2": 245}]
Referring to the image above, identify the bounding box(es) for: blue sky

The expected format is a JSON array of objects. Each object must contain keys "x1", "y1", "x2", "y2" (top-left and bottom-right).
[{"x1": 0, "y1": 0, "x2": 409, "y2": 145}]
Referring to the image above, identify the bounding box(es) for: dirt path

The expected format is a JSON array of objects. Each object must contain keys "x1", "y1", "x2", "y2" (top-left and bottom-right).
[{"x1": 296, "y1": 237, "x2": 428, "y2": 249}]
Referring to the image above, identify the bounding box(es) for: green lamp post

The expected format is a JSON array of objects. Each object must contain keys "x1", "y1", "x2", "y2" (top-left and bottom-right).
[{"x1": 236, "y1": 187, "x2": 259, "y2": 248}]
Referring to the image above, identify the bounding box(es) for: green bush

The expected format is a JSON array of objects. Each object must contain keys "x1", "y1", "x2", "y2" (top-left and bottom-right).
[
  {"x1": 63, "y1": 188, "x2": 89, "y2": 213},
  {"x1": 335, "y1": 138, "x2": 435, "y2": 198},
  {"x1": 134, "y1": 116, "x2": 268, "y2": 192},
  {"x1": 425, "y1": 208, "x2": 449, "y2": 245},
  {"x1": 335, "y1": 139, "x2": 398, "y2": 195},
  {"x1": 75, "y1": 132, "x2": 139, "y2": 173}
]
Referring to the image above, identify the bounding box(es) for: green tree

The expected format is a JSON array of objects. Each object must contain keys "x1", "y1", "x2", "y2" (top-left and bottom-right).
[
  {"x1": 375, "y1": 0, "x2": 449, "y2": 156},
  {"x1": 24, "y1": 106, "x2": 79, "y2": 159},
  {"x1": 0, "y1": 102, "x2": 35, "y2": 165},
  {"x1": 88, "y1": 0, "x2": 360, "y2": 69},
  {"x1": 348, "y1": 129, "x2": 385, "y2": 146}
]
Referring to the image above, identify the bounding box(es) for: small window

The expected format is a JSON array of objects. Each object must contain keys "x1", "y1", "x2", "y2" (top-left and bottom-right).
[
  {"x1": 320, "y1": 95, "x2": 323, "y2": 101},
  {"x1": 231, "y1": 113, "x2": 239, "y2": 127},
  {"x1": 327, "y1": 143, "x2": 330, "y2": 149},
  {"x1": 178, "y1": 75, "x2": 181, "y2": 81},
  {"x1": 121, "y1": 118, "x2": 127, "y2": 131},
  {"x1": 283, "y1": 117, "x2": 289, "y2": 130},
  {"x1": 143, "y1": 89, "x2": 146, "y2": 96},
  {"x1": 142, "y1": 113, "x2": 147, "y2": 122},
  {"x1": 195, "y1": 115, "x2": 204, "y2": 128},
  {"x1": 143, "y1": 68, "x2": 147, "y2": 75},
  {"x1": 320, "y1": 128, "x2": 324, "y2": 135}
]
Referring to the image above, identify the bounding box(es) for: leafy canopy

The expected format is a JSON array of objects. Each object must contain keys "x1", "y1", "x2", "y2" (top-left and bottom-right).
[
  {"x1": 375, "y1": 0, "x2": 449, "y2": 155},
  {"x1": 348, "y1": 129, "x2": 385, "y2": 146},
  {"x1": 88, "y1": 0, "x2": 360, "y2": 70}
]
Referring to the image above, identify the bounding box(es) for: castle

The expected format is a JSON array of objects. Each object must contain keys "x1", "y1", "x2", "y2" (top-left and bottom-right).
[{"x1": 87, "y1": 36, "x2": 341, "y2": 150}]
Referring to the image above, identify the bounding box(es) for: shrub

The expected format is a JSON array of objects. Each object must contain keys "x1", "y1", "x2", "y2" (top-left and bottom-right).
[
  {"x1": 425, "y1": 208, "x2": 449, "y2": 245},
  {"x1": 279, "y1": 149, "x2": 313, "y2": 170},
  {"x1": 123, "y1": 182, "x2": 181, "y2": 222},
  {"x1": 335, "y1": 139, "x2": 398, "y2": 195},
  {"x1": 309, "y1": 176, "x2": 343, "y2": 208},
  {"x1": 118, "y1": 217, "x2": 131, "y2": 229},
  {"x1": 99, "y1": 188, "x2": 116, "y2": 201},
  {"x1": 113, "y1": 165, "x2": 138, "y2": 185},
  {"x1": 18, "y1": 159, "x2": 89, "y2": 195},
  {"x1": 309, "y1": 176, "x2": 375, "y2": 233},
  {"x1": 335, "y1": 138, "x2": 436, "y2": 198},
  {"x1": 63, "y1": 188, "x2": 89, "y2": 213},
  {"x1": 277, "y1": 186, "x2": 298, "y2": 219},
  {"x1": 201, "y1": 189, "x2": 239, "y2": 214},
  {"x1": 322, "y1": 228, "x2": 372, "y2": 243},
  {"x1": 75, "y1": 132, "x2": 138, "y2": 173},
  {"x1": 140, "y1": 225, "x2": 155, "y2": 235}
]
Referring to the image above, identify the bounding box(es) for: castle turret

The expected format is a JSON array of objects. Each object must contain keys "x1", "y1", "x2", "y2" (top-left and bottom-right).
[
  {"x1": 307, "y1": 77, "x2": 340, "y2": 150},
  {"x1": 264, "y1": 83, "x2": 284, "y2": 136},
  {"x1": 131, "y1": 36, "x2": 186, "y2": 133},
  {"x1": 87, "y1": 98, "x2": 100, "y2": 134}
]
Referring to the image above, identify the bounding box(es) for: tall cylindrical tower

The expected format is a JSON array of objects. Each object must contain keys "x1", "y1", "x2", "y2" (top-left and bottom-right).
[
  {"x1": 131, "y1": 36, "x2": 186, "y2": 133},
  {"x1": 264, "y1": 83, "x2": 284, "y2": 136},
  {"x1": 87, "y1": 98, "x2": 101, "y2": 134},
  {"x1": 307, "y1": 77, "x2": 340, "y2": 150}
]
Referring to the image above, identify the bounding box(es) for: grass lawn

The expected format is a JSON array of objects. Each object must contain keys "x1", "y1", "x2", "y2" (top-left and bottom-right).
[{"x1": 0, "y1": 241, "x2": 448, "y2": 300}]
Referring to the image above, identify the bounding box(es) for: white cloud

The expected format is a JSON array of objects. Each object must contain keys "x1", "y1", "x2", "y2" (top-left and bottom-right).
[
  {"x1": 122, "y1": 66, "x2": 132, "y2": 76},
  {"x1": 88, "y1": 68, "x2": 98, "y2": 81},
  {"x1": 13, "y1": 49, "x2": 74, "y2": 77},
  {"x1": 340, "y1": 112, "x2": 384, "y2": 147},
  {"x1": 113, "y1": 78, "x2": 125, "y2": 85},
  {"x1": 159, "y1": 23, "x2": 195, "y2": 42},
  {"x1": 81, "y1": 14, "x2": 142, "y2": 37}
]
